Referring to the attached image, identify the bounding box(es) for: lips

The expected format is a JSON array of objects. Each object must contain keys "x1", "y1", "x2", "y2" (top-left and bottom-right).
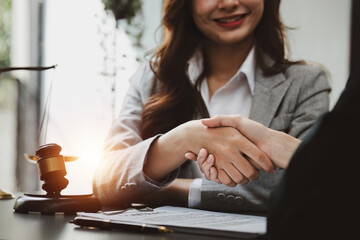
[{"x1": 214, "y1": 14, "x2": 247, "y2": 28}]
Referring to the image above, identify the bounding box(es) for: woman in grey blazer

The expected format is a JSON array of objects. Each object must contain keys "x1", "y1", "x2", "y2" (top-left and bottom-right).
[{"x1": 93, "y1": 0, "x2": 331, "y2": 213}]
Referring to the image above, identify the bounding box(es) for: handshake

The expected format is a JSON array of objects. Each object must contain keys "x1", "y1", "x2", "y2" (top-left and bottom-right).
[{"x1": 184, "y1": 115, "x2": 301, "y2": 187}]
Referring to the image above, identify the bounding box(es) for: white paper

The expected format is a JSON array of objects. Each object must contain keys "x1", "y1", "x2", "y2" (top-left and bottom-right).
[{"x1": 77, "y1": 206, "x2": 266, "y2": 234}]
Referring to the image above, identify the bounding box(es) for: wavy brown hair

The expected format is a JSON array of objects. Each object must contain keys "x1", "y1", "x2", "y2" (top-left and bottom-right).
[{"x1": 140, "y1": 0, "x2": 298, "y2": 139}]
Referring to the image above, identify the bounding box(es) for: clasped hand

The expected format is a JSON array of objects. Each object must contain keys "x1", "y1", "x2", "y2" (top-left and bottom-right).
[{"x1": 184, "y1": 117, "x2": 275, "y2": 187}]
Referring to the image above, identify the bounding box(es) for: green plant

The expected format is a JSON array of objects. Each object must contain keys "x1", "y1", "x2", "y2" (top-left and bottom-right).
[
  {"x1": 99, "y1": 0, "x2": 144, "y2": 118},
  {"x1": 101, "y1": 0, "x2": 144, "y2": 48},
  {"x1": 0, "y1": 0, "x2": 11, "y2": 68},
  {"x1": 102, "y1": 0, "x2": 142, "y2": 23}
]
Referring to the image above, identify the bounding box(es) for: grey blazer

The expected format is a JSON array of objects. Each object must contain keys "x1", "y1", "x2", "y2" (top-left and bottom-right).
[{"x1": 93, "y1": 62, "x2": 331, "y2": 212}]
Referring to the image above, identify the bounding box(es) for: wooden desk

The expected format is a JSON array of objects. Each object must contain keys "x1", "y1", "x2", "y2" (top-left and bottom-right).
[{"x1": 0, "y1": 197, "x2": 234, "y2": 240}]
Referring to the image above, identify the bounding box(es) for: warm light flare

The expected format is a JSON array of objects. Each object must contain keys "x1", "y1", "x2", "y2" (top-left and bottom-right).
[
  {"x1": 77, "y1": 147, "x2": 103, "y2": 170},
  {"x1": 62, "y1": 144, "x2": 103, "y2": 195}
]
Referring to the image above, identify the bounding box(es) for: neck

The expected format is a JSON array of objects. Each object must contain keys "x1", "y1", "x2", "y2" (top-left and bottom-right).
[{"x1": 203, "y1": 36, "x2": 254, "y2": 82}]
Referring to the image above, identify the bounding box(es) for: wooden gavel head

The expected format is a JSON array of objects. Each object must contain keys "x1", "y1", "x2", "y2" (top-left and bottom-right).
[{"x1": 35, "y1": 143, "x2": 69, "y2": 196}]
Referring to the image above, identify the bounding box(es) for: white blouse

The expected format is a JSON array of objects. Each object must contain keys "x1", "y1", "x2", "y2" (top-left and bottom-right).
[{"x1": 186, "y1": 46, "x2": 256, "y2": 208}]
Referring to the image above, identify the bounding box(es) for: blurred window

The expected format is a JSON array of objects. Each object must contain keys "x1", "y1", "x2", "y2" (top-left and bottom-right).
[{"x1": 0, "y1": 0, "x2": 16, "y2": 192}]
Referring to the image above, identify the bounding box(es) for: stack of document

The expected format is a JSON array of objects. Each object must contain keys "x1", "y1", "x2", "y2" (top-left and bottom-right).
[{"x1": 75, "y1": 206, "x2": 266, "y2": 238}]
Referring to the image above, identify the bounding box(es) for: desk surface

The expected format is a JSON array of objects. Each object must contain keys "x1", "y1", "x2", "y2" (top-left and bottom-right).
[{"x1": 0, "y1": 197, "x2": 235, "y2": 240}]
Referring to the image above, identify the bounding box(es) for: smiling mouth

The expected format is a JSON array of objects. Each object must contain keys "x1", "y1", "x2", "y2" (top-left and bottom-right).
[{"x1": 214, "y1": 14, "x2": 247, "y2": 23}]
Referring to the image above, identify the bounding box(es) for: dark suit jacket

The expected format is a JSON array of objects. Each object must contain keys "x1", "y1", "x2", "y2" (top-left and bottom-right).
[{"x1": 265, "y1": 66, "x2": 360, "y2": 240}]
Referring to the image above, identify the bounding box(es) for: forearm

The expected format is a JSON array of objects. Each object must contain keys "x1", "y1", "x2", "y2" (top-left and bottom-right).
[
  {"x1": 267, "y1": 129, "x2": 301, "y2": 169},
  {"x1": 144, "y1": 122, "x2": 194, "y2": 181},
  {"x1": 142, "y1": 178, "x2": 192, "y2": 207}
]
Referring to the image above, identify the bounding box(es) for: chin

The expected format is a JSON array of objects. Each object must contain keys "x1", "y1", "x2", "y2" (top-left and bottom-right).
[
  {"x1": 210, "y1": 30, "x2": 252, "y2": 46},
  {"x1": 214, "y1": 37, "x2": 249, "y2": 46}
]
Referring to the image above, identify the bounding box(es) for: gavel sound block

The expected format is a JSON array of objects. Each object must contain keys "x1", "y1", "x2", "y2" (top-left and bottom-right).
[{"x1": 13, "y1": 144, "x2": 101, "y2": 214}]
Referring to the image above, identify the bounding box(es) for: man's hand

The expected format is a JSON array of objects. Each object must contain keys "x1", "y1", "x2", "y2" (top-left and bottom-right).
[
  {"x1": 202, "y1": 115, "x2": 301, "y2": 169},
  {"x1": 186, "y1": 115, "x2": 301, "y2": 185}
]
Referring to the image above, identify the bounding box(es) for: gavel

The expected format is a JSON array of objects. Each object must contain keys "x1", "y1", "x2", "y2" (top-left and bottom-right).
[
  {"x1": 14, "y1": 143, "x2": 102, "y2": 214},
  {"x1": 35, "y1": 143, "x2": 69, "y2": 196}
]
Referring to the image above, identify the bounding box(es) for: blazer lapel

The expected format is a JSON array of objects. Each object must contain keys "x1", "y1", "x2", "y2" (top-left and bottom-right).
[{"x1": 249, "y1": 67, "x2": 291, "y2": 127}]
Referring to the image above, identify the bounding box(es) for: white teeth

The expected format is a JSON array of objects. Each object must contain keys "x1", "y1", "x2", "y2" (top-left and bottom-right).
[{"x1": 216, "y1": 16, "x2": 243, "y2": 23}]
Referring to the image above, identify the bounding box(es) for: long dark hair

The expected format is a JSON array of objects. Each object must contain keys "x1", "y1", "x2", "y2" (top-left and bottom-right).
[
  {"x1": 255, "y1": 0, "x2": 299, "y2": 75},
  {"x1": 140, "y1": 0, "x2": 296, "y2": 139}
]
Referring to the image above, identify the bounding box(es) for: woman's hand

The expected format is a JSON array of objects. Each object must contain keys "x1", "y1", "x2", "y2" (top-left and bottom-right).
[
  {"x1": 144, "y1": 119, "x2": 274, "y2": 186},
  {"x1": 186, "y1": 147, "x2": 264, "y2": 185},
  {"x1": 185, "y1": 149, "x2": 221, "y2": 183}
]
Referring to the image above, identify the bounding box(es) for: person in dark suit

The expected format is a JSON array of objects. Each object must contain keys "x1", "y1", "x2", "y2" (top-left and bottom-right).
[
  {"x1": 193, "y1": 66, "x2": 360, "y2": 239},
  {"x1": 266, "y1": 67, "x2": 360, "y2": 239}
]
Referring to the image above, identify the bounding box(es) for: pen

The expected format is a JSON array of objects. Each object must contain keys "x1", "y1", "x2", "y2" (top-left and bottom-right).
[{"x1": 71, "y1": 216, "x2": 173, "y2": 233}]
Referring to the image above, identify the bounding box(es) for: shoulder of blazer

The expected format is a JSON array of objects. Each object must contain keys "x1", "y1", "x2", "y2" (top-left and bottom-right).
[
  {"x1": 250, "y1": 63, "x2": 326, "y2": 127},
  {"x1": 254, "y1": 62, "x2": 327, "y2": 89}
]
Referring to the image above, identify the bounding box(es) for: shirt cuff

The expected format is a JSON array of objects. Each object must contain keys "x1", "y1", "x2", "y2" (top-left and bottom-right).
[{"x1": 188, "y1": 178, "x2": 202, "y2": 208}]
